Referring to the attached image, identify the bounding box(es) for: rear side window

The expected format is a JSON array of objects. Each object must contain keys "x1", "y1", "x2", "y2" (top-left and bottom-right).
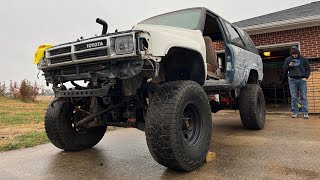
[
  {"x1": 237, "y1": 27, "x2": 259, "y2": 54},
  {"x1": 224, "y1": 22, "x2": 245, "y2": 48}
]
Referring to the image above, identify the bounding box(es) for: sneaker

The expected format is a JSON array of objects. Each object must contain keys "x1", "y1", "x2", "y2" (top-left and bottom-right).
[
  {"x1": 304, "y1": 113, "x2": 309, "y2": 119},
  {"x1": 292, "y1": 113, "x2": 298, "y2": 118}
]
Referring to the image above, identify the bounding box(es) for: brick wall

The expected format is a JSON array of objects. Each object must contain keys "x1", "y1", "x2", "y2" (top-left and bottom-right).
[
  {"x1": 250, "y1": 26, "x2": 320, "y2": 59},
  {"x1": 310, "y1": 61, "x2": 320, "y2": 72},
  {"x1": 212, "y1": 26, "x2": 320, "y2": 58},
  {"x1": 307, "y1": 70, "x2": 320, "y2": 114},
  {"x1": 213, "y1": 41, "x2": 224, "y2": 51}
]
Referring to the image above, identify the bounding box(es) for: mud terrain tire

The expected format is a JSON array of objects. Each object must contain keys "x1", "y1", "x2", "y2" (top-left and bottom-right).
[
  {"x1": 145, "y1": 81, "x2": 212, "y2": 171},
  {"x1": 45, "y1": 99, "x2": 106, "y2": 151},
  {"x1": 239, "y1": 84, "x2": 266, "y2": 130}
]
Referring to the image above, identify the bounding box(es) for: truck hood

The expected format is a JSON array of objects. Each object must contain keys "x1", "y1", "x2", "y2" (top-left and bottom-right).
[
  {"x1": 132, "y1": 24, "x2": 205, "y2": 57},
  {"x1": 133, "y1": 24, "x2": 202, "y2": 37}
]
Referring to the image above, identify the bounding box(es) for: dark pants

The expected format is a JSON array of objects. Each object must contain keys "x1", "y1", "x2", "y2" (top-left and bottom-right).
[{"x1": 288, "y1": 78, "x2": 308, "y2": 114}]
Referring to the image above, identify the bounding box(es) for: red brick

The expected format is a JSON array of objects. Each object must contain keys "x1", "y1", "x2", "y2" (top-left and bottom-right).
[{"x1": 245, "y1": 26, "x2": 320, "y2": 58}]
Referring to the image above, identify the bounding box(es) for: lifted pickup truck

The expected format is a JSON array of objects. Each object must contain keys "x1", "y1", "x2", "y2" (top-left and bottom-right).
[{"x1": 35, "y1": 7, "x2": 265, "y2": 171}]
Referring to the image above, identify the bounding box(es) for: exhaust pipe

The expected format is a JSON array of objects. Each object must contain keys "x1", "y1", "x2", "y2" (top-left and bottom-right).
[{"x1": 96, "y1": 18, "x2": 108, "y2": 35}]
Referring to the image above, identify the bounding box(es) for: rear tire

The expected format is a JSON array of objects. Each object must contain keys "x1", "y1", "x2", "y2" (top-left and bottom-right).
[
  {"x1": 239, "y1": 84, "x2": 266, "y2": 130},
  {"x1": 45, "y1": 99, "x2": 106, "y2": 151},
  {"x1": 145, "y1": 81, "x2": 212, "y2": 171}
]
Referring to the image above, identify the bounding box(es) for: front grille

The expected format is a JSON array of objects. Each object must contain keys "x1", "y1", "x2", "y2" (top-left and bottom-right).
[
  {"x1": 49, "y1": 47, "x2": 71, "y2": 56},
  {"x1": 50, "y1": 55, "x2": 72, "y2": 64},
  {"x1": 44, "y1": 32, "x2": 136, "y2": 67},
  {"x1": 75, "y1": 40, "x2": 107, "y2": 51},
  {"x1": 75, "y1": 49, "x2": 108, "y2": 60}
]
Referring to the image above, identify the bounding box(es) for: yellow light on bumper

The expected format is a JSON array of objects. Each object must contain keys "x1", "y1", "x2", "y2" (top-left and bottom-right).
[{"x1": 34, "y1": 44, "x2": 53, "y2": 64}]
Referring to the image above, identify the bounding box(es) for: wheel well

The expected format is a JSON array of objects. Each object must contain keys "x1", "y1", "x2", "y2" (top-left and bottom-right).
[
  {"x1": 161, "y1": 47, "x2": 205, "y2": 85},
  {"x1": 247, "y1": 69, "x2": 259, "y2": 84}
]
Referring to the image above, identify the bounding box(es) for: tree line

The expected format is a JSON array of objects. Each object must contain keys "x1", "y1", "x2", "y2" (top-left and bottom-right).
[{"x1": 0, "y1": 80, "x2": 42, "y2": 102}]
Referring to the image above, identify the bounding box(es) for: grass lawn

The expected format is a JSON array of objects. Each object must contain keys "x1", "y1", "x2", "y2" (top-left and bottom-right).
[
  {"x1": 0, "y1": 96, "x2": 121, "y2": 152},
  {"x1": 0, "y1": 97, "x2": 49, "y2": 152}
]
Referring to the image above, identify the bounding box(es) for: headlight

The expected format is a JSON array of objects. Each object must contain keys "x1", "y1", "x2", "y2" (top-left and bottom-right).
[
  {"x1": 37, "y1": 58, "x2": 47, "y2": 69},
  {"x1": 115, "y1": 36, "x2": 134, "y2": 55}
]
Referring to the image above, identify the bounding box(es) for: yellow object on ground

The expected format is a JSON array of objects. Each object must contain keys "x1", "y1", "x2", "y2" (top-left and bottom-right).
[
  {"x1": 205, "y1": 151, "x2": 216, "y2": 163},
  {"x1": 34, "y1": 44, "x2": 53, "y2": 64}
]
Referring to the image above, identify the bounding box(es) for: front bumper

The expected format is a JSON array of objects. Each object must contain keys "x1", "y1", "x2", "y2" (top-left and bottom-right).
[
  {"x1": 54, "y1": 83, "x2": 114, "y2": 98},
  {"x1": 43, "y1": 58, "x2": 144, "y2": 84}
]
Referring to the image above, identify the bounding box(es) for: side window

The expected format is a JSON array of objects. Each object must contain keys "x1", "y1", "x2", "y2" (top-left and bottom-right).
[
  {"x1": 237, "y1": 27, "x2": 259, "y2": 54},
  {"x1": 224, "y1": 22, "x2": 245, "y2": 48}
]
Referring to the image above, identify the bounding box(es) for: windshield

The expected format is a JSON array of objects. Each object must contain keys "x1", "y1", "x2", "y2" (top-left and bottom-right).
[{"x1": 139, "y1": 9, "x2": 202, "y2": 30}]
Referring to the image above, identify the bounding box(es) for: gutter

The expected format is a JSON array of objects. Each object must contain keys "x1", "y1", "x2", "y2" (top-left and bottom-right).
[{"x1": 240, "y1": 15, "x2": 320, "y2": 35}]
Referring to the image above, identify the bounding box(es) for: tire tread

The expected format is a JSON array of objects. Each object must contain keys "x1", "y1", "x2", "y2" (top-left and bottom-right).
[{"x1": 145, "y1": 81, "x2": 212, "y2": 171}]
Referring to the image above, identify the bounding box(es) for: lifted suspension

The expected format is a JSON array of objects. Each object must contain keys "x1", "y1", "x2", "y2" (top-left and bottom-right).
[{"x1": 75, "y1": 97, "x2": 138, "y2": 128}]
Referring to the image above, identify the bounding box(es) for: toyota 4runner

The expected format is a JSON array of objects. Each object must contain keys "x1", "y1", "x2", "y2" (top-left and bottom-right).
[{"x1": 35, "y1": 7, "x2": 265, "y2": 171}]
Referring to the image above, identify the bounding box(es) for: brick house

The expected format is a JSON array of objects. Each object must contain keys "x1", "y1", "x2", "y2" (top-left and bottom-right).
[{"x1": 234, "y1": 1, "x2": 320, "y2": 113}]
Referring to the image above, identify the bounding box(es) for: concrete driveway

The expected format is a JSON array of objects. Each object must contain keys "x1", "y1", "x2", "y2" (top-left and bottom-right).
[{"x1": 1, "y1": 110, "x2": 320, "y2": 180}]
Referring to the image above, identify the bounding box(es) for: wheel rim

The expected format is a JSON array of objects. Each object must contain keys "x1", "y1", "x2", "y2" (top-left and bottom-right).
[
  {"x1": 181, "y1": 103, "x2": 202, "y2": 146},
  {"x1": 71, "y1": 105, "x2": 90, "y2": 134}
]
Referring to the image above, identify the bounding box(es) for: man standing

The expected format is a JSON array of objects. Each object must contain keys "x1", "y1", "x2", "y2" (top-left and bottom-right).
[{"x1": 283, "y1": 47, "x2": 311, "y2": 119}]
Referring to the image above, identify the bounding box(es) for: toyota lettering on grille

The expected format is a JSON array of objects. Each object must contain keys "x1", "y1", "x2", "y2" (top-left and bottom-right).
[{"x1": 86, "y1": 41, "x2": 104, "y2": 49}]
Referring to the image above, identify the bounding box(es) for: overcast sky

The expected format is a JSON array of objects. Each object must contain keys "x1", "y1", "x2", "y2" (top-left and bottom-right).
[{"x1": 0, "y1": 0, "x2": 315, "y2": 87}]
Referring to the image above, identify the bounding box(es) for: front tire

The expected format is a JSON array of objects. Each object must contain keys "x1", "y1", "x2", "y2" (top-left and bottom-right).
[
  {"x1": 239, "y1": 84, "x2": 266, "y2": 130},
  {"x1": 45, "y1": 99, "x2": 106, "y2": 151},
  {"x1": 145, "y1": 81, "x2": 212, "y2": 171}
]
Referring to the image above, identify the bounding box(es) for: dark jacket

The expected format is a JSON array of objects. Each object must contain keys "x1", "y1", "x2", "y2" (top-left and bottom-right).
[{"x1": 283, "y1": 55, "x2": 311, "y2": 79}]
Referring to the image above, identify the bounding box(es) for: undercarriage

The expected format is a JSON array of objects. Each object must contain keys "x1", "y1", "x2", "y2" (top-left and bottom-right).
[{"x1": 45, "y1": 58, "x2": 159, "y2": 131}]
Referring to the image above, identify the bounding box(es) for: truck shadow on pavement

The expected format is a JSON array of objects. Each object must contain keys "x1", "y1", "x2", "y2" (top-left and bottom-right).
[{"x1": 45, "y1": 148, "x2": 111, "y2": 179}]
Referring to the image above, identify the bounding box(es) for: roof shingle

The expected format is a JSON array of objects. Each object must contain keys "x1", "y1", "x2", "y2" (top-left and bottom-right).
[{"x1": 234, "y1": 1, "x2": 320, "y2": 27}]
